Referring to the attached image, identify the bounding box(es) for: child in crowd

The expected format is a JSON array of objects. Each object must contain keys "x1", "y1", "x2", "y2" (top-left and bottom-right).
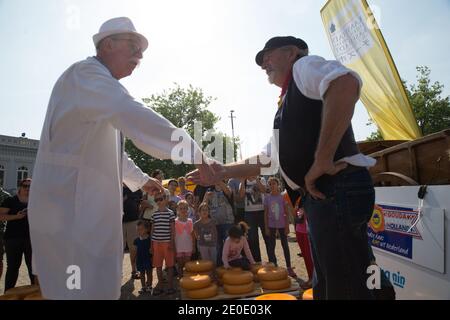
[
  {"x1": 133, "y1": 220, "x2": 153, "y2": 294},
  {"x1": 193, "y1": 202, "x2": 217, "y2": 263},
  {"x1": 175, "y1": 200, "x2": 195, "y2": 276},
  {"x1": 294, "y1": 199, "x2": 314, "y2": 289},
  {"x1": 184, "y1": 192, "x2": 197, "y2": 222},
  {"x1": 264, "y1": 177, "x2": 297, "y2": 278},
  {"x1": 150, "y1": 191, "x2": 176, "y2": 296},
  {"x1": 222, "y1": 221, "x2": 256, "y2": 270}
]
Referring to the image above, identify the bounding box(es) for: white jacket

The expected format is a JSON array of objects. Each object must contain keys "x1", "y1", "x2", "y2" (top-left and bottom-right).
[{"x1": 28, "y1": 57, "x2": 201, "y2": 299}]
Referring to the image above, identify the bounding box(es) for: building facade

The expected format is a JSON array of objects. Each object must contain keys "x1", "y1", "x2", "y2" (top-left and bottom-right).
[{"x1": 0, "y1": 134, "x2": 39, "y2": 194}]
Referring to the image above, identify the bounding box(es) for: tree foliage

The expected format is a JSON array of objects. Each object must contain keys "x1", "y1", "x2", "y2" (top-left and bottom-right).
[{"x1": 125, "y1": 84, "x2": 238, "y2": 179}]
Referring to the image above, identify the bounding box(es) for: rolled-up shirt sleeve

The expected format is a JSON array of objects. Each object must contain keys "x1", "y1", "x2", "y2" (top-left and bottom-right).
[{"x1": 292, "y1": 55, "x2": 363, "y2": 101}]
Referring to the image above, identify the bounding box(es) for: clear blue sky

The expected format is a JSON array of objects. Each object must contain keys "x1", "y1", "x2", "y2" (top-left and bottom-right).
[{"x1": 1, "y1": 0, "x2": 449, "y2": 158}]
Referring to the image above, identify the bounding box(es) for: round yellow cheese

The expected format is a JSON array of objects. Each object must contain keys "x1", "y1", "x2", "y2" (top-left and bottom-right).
[
  {"x1": 5, "y1": 285, "x2": 40, "y2": 298},
  {"x1": 261, "y1": 278, "x2": 291, "y2": 290},
  {"x1": 222, "y1": 270, "x2": 254, "y2": 285},
  {"x1": 23, "y1": 292, "x2": 46, "y2": 300},
  {"x1": 180, "y1": 274, "x2": 212, "y2": 290},
  {"x1": 223, "y1": 282, "x2": 255, "y2": 295},
  {"x1": 257, "y1": 267, "x2": 288, "y2": 281},
  {"x1": 302, "y1": 288, "x2": 314, "y2": 300},
  {"x1": 250, "y1": 263, "x2": 264, "y2": 274},
  {"x1": 185, "y1": 260, "x2": 214, "y2": 273},
  {"x1": 183, "y1": 270, "x2": 212, "y2": 278},
  {"x1": 216, "y1": 266, "x2": 242, "y2": 278},
  {"x1": 255, "y1": 293, "x2": 297, "y2": 300},
  {"x1": 186, "y1": 283, "x2": 218, "y2": 299}
]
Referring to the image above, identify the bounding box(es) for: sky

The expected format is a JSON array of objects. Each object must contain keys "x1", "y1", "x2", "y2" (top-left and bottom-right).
[{"x1": 1, "y1": 0, "x2": 449, "y2": 159}]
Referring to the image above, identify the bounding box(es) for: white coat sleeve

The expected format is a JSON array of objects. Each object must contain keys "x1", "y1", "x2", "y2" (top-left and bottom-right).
[
  {"x1": 74, "y1": 62, "x2": 203, "y2": 164},
  {"x1": 122, "y1": 153, "x2": 150, "y2": 192},
  {"x1": 258, "y1": 135, "x2": 279, "y2": 176}
]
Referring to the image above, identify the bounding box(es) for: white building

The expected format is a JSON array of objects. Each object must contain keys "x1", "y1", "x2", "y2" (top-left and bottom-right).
[{"x1": 0, "y1": 134, "x2": 39, "y2": 194}]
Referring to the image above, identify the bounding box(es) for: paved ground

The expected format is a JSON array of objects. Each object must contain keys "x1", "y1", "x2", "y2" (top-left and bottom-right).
[{"x1": 1, "y1": 225, "x2": 309, "y2": 299}]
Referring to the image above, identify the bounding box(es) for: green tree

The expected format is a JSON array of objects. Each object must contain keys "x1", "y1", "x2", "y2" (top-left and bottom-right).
[
  {"x1": 367, "y1": 66, "x2": 450, "y2": 141},
  {"x1": 125, "y1": 84, "x2": 239, "y2": 179},
  {"x1": 407, "y1": 66, "x2": 450, "y2": 136},
  {"x1": 366, "y1": 129, "x2": 383, "y2": 142}
]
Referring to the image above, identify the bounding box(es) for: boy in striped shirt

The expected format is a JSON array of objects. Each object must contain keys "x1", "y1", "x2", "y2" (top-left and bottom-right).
[{"x1": 150, "y1": 191, "x2": 176, "y2": 295}]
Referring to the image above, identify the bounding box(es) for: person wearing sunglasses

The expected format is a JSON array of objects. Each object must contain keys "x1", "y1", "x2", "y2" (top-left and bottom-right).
[
  {"x1": 149, "y1": 191, "x2": 176, "y2": 296},
  {"x1": 0, "y1": 179, "x2": 35, "y2": 292},
  {"x1": 27, "y1": 17, "x2": 218, "y2": 300}
]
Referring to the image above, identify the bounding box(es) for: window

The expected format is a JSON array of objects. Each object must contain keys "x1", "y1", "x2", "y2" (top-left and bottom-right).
[
  {"x1": 17, "y1": 166, "x2": 28, "y2": 187},
  {"x1": 0, "y1": 164, "x2": 4, "y2": 188}
]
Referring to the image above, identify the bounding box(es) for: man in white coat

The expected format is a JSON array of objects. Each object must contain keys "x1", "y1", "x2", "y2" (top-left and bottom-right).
[{"x1": 28, "y1": 17, "x2": 215, "y2": 300}]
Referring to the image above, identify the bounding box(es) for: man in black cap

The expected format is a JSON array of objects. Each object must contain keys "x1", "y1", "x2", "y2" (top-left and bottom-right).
[{"x1": 188, "y1": 36, "x2": 383, "y2": 300}]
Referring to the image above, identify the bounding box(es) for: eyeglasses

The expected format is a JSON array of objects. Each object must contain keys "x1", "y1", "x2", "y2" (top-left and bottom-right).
[
  {"x1": 111, "y1": 37, "x2": 143, "y2": 55},
  {"x1": 21, "y1": 184, "x2": 31, "y2": 189},
  {"x1": 155, "y1": 197, "x2": 165, "y2": 202}
]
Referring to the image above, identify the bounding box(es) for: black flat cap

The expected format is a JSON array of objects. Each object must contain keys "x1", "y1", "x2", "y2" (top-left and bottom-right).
[{"x1": 255, "y1": 36, "x2": 308, "y2": 66}]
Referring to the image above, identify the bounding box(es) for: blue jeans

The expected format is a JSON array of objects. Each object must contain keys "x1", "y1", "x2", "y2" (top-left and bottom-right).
[
  {"x1": 216, "y1": 223, "x2": 233, "y2": 266},
  {"x1": 304, "y1": 167, "x2": 375, "y2": 300},
  {"x1": 244, "y1": 211, "x2": 270, "y2": 263}
]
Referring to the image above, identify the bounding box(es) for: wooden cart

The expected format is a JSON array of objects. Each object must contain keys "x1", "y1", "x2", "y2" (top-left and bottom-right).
[{"x1": 358, "y1": 129, "x2": 450, "y2": 187}]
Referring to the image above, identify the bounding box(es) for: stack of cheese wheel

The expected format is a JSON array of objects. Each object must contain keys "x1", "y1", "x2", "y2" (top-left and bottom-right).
[
  {"x1": 180, "y1": 274, "x2": 218, "y2": 299},
  {"x1": 257, "y1": 265, "x2": 291, "y2": 291},
  {"x1": 222, "y1": 269, "x2": 255, "y2": 295},
  {"x1": 182, "y1": 260, "x2": 218, "y2": 299},
  {"x1": 215, "y1": 266, "x2": 242, "y2": 286}
]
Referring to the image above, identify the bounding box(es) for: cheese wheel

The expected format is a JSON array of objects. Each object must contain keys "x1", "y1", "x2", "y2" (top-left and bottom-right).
[
  {"x1": 250, "y1": 263, "x2": 264, "y2": 274},
  {"x1": 24, "y1": 293, "x2": 46, "y2": 300},
  {"x1": 255, "y1": 293, "x2": 297, "y2": 300},
  {"x1": 216, "y1": 266, "x2": 227, "y2": 278},
  {"x1": 183, "y1": 271, "x2": 212, "y2": 278},
  {"x1": 180, "y1": 275, "x2": 212, "y2": 290},
  {"x1": 186, "y1": 283, "x2": 218, "y2": 299},
  {"x1": 185, "y1": 260, "x2": 214, "y2": 273},
  {"x1": 224, "y1": 282, "x2": 255, "y2": 295},
  {"x1": 257, "y1": 267, "x2": 288, "y2": 281},
  {"x1": 302, "y1": 288, "x2": 313, "y2": 300},
  {"x1": 261, "y1": 278, "x2": 291, "y2": 290},
  {"x1": 216, "y1": 266, "x2": 242, "y2": 278},
  {"x1": 0, "y1": 294, "x2": 21, "y2": 300},
  {"x1": 222, "y1": 271, "x2": 253, "y2": 285},
  {"x1": 5, "y1": 285, "x2": 40, "y2": 298}
]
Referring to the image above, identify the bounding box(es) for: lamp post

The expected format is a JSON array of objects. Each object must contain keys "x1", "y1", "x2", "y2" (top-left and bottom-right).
[{"x1": 229, "y1": 110, "x2": 237, "y2": 162}]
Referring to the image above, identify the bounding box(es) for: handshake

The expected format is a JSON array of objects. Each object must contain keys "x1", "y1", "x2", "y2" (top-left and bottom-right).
[{"x1": 142, "y1": 157, "x2": 226, "y2": 196}]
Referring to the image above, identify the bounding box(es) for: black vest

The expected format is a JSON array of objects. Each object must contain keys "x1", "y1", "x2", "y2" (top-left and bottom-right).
[{"x1": 274, "y1": 74, "x2": 359, "y2": 190}]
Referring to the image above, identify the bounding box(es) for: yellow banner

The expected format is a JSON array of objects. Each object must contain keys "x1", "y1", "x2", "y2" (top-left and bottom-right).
[{"x1": 320, "y1": 0, "x2": 421, "y2": 140}]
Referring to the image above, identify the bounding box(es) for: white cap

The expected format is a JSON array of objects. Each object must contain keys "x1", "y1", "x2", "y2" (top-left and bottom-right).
[{"x1": 93, "y1": 17, "x2": 148, "y2": 52}]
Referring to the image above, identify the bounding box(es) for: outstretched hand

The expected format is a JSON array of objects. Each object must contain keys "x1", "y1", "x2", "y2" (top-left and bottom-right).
[
  {"x1": 142, "y1": 177, "x2": 164, "y2": 196},
  {"x1": 304, "y1": 159, "x2": 348, "y2": 200},
  {"x1": 186, "y1": 158, "x2": 226, "y2": 186}
]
